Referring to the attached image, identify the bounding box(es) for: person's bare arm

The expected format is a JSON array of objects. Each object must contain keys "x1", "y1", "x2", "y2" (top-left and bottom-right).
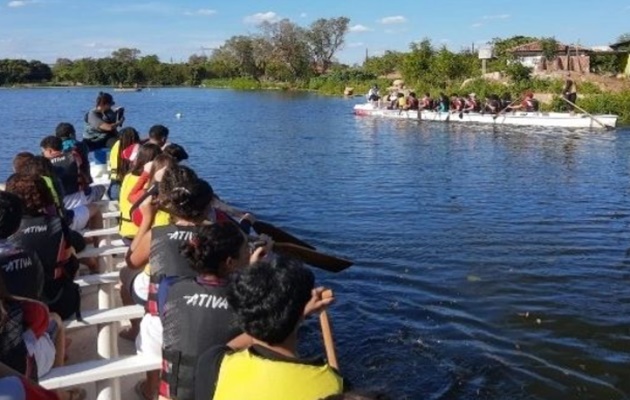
[{"x1": 127, "y1": 228, "x2": 151, "y2": 269}]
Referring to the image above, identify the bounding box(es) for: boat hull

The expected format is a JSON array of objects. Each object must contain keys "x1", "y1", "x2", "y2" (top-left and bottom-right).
[{"x1": 353, "y1": 104, "x2": 618, "y2": 129}]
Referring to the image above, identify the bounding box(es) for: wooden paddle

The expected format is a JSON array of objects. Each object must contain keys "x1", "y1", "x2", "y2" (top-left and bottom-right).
[
  {"x1": 252, "y1": 221, "x2": 315, "y2": 250},
  {"x1": 560, "y1": 96, "x2": 614, "y2": 130},
  {"x1": 273, "y1": 242, "x2": 353, "y2": 273},
  {"x1": 213, "y1": 196, "x2": 316, "y2": 250},
  {"x1": 319, "y1": 289, "x2": 338, "y2": 370}
]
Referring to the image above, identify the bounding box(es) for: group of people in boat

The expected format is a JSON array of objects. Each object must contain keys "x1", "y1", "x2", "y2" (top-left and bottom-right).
[
  {"x1": 0, "y1": 92, "x2": 385, "y2": 400},
  {"x1": 367, "y1": 85, "x2": 541, "y2": 114}
]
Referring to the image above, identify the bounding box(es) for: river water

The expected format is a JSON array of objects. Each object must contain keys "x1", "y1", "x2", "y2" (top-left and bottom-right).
[{"x1": 1, "y1": 88, "x2": 630, "y2": 399}]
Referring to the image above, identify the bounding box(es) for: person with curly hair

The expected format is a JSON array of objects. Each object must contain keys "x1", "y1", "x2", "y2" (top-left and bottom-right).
[
  {"x1": 6, "y1": 174, "x2": 83, "y2": 320},
  {"x1": 157, "y1": 223, "x2": 269, "y2": 400},
  {"x1": 125, "y1": 165, "x2": 216, "y2": 400},
  {"x1": 0, "y1": 191, "x2": 44, "y2": 301},
  {"x1": 195, "y1": 257, "x2": 342, "y2": 400}
]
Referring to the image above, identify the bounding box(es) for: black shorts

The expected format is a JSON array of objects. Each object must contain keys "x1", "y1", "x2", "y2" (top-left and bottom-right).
[{"x1": 368, "y1": 94, "x2": 380, "y2": 101}]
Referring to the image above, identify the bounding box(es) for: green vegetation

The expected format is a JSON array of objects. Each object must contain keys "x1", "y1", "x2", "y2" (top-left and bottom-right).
[{"x1": 1, "y1": 21, "x2": 628, "y2": 124}]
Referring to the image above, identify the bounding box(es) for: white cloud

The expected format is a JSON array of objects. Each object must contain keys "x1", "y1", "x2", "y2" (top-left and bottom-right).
[
  {"x1": 379, "y1": 16, "x2": 407, "y2": 24},
  {"x1": 347, "y1": 42, "x2": 365, "y2": 48},
  {"x1": 482, "y1": 14, "x2": 510, "y2": 20},
  {"x1": 8, "y1": 1, "x2": 28, "y2": 7},
  {"x1": 300, "y1": 12, "x2": 307, "y2": 18},
  {"x1": 471, "y1": 23, "x2": 483, "y2": 28},
  {"x1": 349, "y1": 24, "x2": 371, "y2": 33},
  {"x1": 184, "y1": 8, "x2": 216, "y2": 16},
  {"x1": 244, "y1": 11, "x2": 280, "y2": 24}
]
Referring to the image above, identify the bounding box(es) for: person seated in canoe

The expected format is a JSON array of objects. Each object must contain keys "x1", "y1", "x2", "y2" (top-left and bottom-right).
[
  {"x1": 84, "y1": 92, "x2": 124, "y2": 152},
  {"x1": 463, "y1": 93, "x2": 479, "y2": 113},
  {"x1": 366, "y1": 85, "x2": 380, "y2": 103},
  {"x1": 55, "y1": 123, "x2": 92, "y2": 187},
  {"x1": 450, "y1": 93, "x2": 465, "y2": 112},
  {"x1": 40, "y1": 136, "x2": 104, "y2": 232},
  {"x1": 419, "y1": 93, "x2": 434, "y2": 110},
  {"x1": 194, "y1": 257, "x2": 342, "y2": 400},
  {"x1": 434, "y1": 93, "x2": 450, "y2": 112},
  {"x1": 108, "y1": 127, "x2": 141, "y2": 201},
  {"x1": 6, "y1": 174, "x2": 83, "y2": 321},
  {"x1": 483, "y1": 94, "x2": 501, "y2": 114},
  {"x1": 405, "y1": 92, "x2": 419, "y2": 110},
  {"x1": 511, "y1": 91, "x2": 539, "y2": 112},
  {"x1": 157, "y1": 223, "x2": 270, "y2": 400}
]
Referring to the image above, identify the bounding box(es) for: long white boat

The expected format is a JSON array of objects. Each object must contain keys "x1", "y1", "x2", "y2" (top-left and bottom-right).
[{"x1": 353, "y1": 103, "x2": 618, "y2": 129}]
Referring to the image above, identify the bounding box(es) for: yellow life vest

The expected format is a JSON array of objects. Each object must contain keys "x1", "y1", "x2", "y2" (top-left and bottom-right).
[
  {"x1": 119, "y1": 173, "x2": 140, "y2": 239},
  {"x1": 109, "y1": 140, "x2": 120, "y2": 180},
  {"x1": 213, "y1": 348, "x2": 343, "y2": 400}
]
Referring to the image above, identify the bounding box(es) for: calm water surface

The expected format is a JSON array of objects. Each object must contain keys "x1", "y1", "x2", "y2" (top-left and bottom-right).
[{"x1": 1, "y1": 88, "x2": 630, "y2": 399}]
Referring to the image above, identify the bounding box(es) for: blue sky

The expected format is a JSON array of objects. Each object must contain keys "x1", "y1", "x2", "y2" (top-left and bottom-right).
[{"x1": 1, "y1": 0, "x2": 629, "y2": 64}]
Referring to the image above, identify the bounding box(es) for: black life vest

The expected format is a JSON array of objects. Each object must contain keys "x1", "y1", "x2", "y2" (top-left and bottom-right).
[
  {"x1": 0, "y1": 240, "x2": 43, "y2": 300},
  {"x1": 0, "y1": 301, "x2": 34, "y2": 378},
  {"x1": 49, "y1": 152, "x2": 82, "y2": 196},
  {"x1": 146, "y1": 225, "x2": 200, "y2": 315},
  {"x1": 10, "y1": 215, "x2": 80, "y2": 318},
  {"x1": 158, "y1": 276, "x2": 241, "y2": 400}
]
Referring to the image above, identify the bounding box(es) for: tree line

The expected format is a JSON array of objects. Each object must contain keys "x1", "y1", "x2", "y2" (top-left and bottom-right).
[{"x1": 0, "y1": 16, "x2": 350, "y2": 86}]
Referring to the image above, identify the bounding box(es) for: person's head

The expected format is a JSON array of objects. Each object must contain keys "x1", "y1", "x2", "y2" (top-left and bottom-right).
[
  {"x1": 409, "y1": 92, "x2": 416, "y2": 98},
  {"x1": 424, "y1": 92, "x2": 430, "y2": 98},
  {"x1": 148, "y1": 154, "x2": 176, "y2": 186},
  {"x1": 12, "y1": 152, "x2": 34, "y2": 173},
  {"x1": 119, "y1": 127, "x2": 140, "y2": 149},
  {"x1": 5, "y1": 174, "x2": 54, "y2": 217},
  {"x1": 228, "y1": 257, "x2": 315, "y2": 345},
  {"x1": 469, "y1": 93, "x2": 477, "y2": 100},
  {"x1": 116, "y1": 127, "x2": 141, "y2": 180},
  {"x1": 162, "y1": 143, "x2": 188, "y2": 163},
  {"x1": 0, "y1": 191, "x2": 23, "y2": 239},
  {"x1": 158, "y1": 165, "x2": 214, "y2": 222},
  {"x1": 524, "y1": 91, "x2": 534, "y2": 99},
  {"x1": 131, "y1": 143, "x2": 162, "y2": 176},
  {"x1": 22, "y1": 156, "x2": 55, "y2": 178},
  {"x1": 148, "y1": 125, "x2": 169, "y2": 147},
  {"x1": 322, "y1": 392, "x2": 391, "y2": 400},
  {"x1": 396, "y1": 92, "x2": 404, "y2": 98},
  {"x1": 96, "y1": 92, "x2": 115, "y2": 111},
  {"x1": 40, "y1": 136, "x2": 63, "y2": 158},
  {"x1": 181, "y1": 222, "x2": 249, "y2": 278},
  {"x1": 54, "y1": 123, "x2": 76, "y2": 140}
]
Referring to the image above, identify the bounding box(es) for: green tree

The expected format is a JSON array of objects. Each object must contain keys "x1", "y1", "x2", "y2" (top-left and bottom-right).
[
  {"x1": 111, "y1": 48, "x2": 141, "y2": 63},
  {"x1": 363, "y1": 50, "x2": 404, "y2": 76},
  {"x1": 306, "y1": 17, "x2": 350, "y2": 74},
  {"x1": 260, "y1": 19, "x2": 312, "y2": 80}
]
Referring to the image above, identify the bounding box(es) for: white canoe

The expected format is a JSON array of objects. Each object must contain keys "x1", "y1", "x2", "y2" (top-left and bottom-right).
[{"x1": 353, "y1": 104, "x2": 618, "y2": 129}]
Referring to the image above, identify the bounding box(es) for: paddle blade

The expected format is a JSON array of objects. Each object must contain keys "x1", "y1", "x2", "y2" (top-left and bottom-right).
[
  {"x1": 253, "y1": 221, "x2": 316, "y2": 250},
  {"x1": 273, "y1": 243, "x2": 353, "y2": 273}
]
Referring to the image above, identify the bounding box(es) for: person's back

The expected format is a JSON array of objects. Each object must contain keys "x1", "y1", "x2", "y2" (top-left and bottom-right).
[
  {"x1": 55, "y1": 122, "x2": 92, "y2": 186},
  {"x1": 159, "y1": 223, "x2": 256, "y2": 400},
  {"x1": 40, "y1": 136, "x2": 84, "y2": 201},
  {"x1": 0, "y1": 192, "x2": 44, "y2": 301}
]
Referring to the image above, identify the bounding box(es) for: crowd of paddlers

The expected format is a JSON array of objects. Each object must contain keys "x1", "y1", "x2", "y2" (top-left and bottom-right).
[{"x1": 0, "y1": 92, "x2": 387, "y2": 400}]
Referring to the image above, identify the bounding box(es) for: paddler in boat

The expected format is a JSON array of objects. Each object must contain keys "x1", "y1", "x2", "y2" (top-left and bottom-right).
[
  {"x1": 511, "y1": 91, "x2": 540, "y2": 112},
  {"x1": 450, "y1": 93, "x2": 465, "y2": 112},
  {"x1": 434, "y1": 93, "x2": 450, "y2": 112},
  {"x1": 563, "y1": 74, "x2": 577, "y2": 112},
  {"x1": 500, "y1": 92, "x2": 513, "y2": 111},
  {"x1": 406, "y1": 92, "x2": 419, "y2": 110},
  {"x1": 462, "y1": 93, "x2": 479, "y2": 113},
  {"x1": 419, "y1": 93, "x2": 434, "y2": 110},
  {"x1": 483, "y1": 94, "x2": 501, "y2": 114},
  {"x1": 366, "y1": 84, "x2": 380, "y2": 106}
]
